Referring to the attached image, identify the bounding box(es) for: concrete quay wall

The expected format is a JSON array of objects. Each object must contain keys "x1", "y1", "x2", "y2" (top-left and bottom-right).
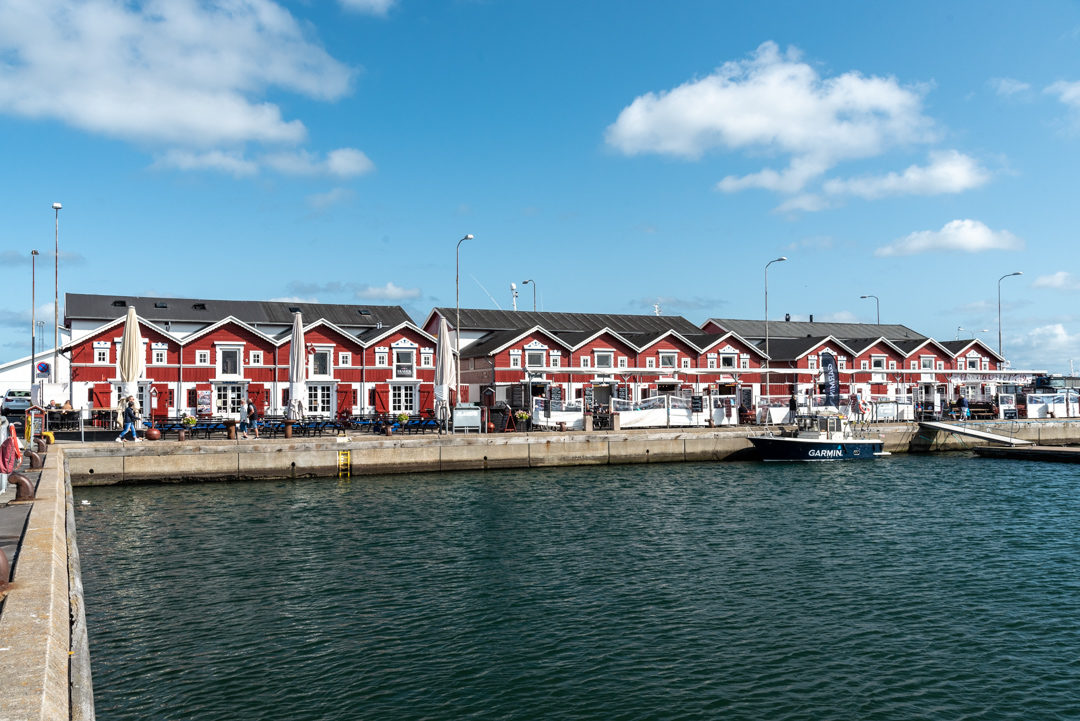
[{"x1": 63, "y1": 419, "x2": 1080, "y2": 485}]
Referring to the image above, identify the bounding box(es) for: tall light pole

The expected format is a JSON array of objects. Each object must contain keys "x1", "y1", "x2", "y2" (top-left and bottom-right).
[
  {"x1": 52, "y1": 202, "x2": 62, "y2": 383},
  {"x1": 455, "y1": 234, "x2": 474, "y2": 405},
  {"x1": 860, "y1": 294, "x2": 879, "y2": 325},
  {"x1": 521, "y1": 279, "x2": 536, "y2": 311},
  {"x1": 997, "y1": 271, "x2": 1022, "y2": 358},
  {"x1": 30, "y1": 249, "x2": 39, "y2": 389},
  {"x1": 764, "y1": 256, "x2": 787, "y2": 398}
]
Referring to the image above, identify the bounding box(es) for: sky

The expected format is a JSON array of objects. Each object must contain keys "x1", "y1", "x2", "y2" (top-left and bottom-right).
[{"x1": 1, "y1": 0, "x2": 1079, "y2": 373}]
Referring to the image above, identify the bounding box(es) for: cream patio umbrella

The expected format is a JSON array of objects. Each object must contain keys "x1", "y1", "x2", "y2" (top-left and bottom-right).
[
  {"x1": 117, "y1": 305, "x2": 145, "y2": 421},
  {"x1": 434, "y1": 315, "x2": 456, "y2": 432},
  {"x1": 287, "y1": 312, "x2": 307, "y2": 419}
]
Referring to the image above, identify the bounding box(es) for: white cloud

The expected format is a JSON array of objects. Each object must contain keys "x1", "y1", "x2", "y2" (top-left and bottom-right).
[
  {"x1": 1046, "y1": 80, "x2": 1080, "y2": 110},
  {"x1": 875, "y1": 219, "x2": 1024, "y2": 257},
  {"x1": 1033, "y1": 271, "x2": 1080, "y2": 290},
  {"x1": 307, "y1": 188, "x2": 355, "y2": 210},
  {"x1": 267, "y1": 295, "x2": 320, "y2": 303},
  {"x1": 775, "y1": 193, "x2": 830, "y2": 213},
  {"x1": 338, "y1": 0, "x2": 396, "y2": 15},
  {"x1": 354, "y1": 282, "x2": 421, "y2": 301},
  {"x1": 607, "y1": 42, "x2": 934, "y2": 192},
  {"x1": 1009, "y1": 323, "x2": 1080, "y2": 371},
  {"x1": 990, "y1": 77, "x2": 1031, "y2": 97},
  {"x1": 154, "y1": 150, "x2": 258, "y2": 176},
  {"x1": 264, "y1": 148, "x2": 375, "y2": 177},
  {"x1": 823, "y1": 150, "x2": 990, "y2": 199},
  {"x1": 0, "y1": 0, "x2": 352, "y2": 147}
]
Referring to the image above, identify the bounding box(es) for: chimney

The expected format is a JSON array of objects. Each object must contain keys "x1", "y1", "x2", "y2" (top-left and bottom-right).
[
  {"x1": 809, "y1": 314, "x2": 814, "y2": 322},
  {"x1": 784, "y1": 313, "x2": 790, "y2": 322}
]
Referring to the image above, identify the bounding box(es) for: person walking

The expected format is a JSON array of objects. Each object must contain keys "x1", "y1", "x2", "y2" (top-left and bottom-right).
[
  {"x1": 242, "y1": 397, "x2": 259, "y2": 440},
  {"x1": 116, "y1": 397, "x2": 141, "y2": 442}
]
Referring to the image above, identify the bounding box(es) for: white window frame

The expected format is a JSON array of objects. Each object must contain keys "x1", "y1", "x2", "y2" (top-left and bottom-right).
[
  {"x1": 311, "y1": 350, "x2": 332, "y2": 378},
  {"x1": 860, "y1": 360, "x2": 869, "y2": 370},
  {"x1": 215, "y1": 384, "x2": 244, "y2": 416},
  {"x1": 720, "y1": 354, "x2": 736, "y2": 369},
  {"x1": 809, "y1": 356, "x2": 818, "y2": 370},
  {"x1": 550, "y1": 355, "x2": 561, "y2": 368},
  {"x1": 393, "y1": 349, "x2": 415, "y2": 379},
  {"x1": 958, "y1": 358, "x2": 967, "y2": 371},
  {"x1": 888, "y1": 360, "x2": 896, "y2": 370},
  {"x1": 838, "y1": 358, "x2": 847, "y2": 371},
  {"x1": 95, "y1": 348, "x2": 108, "y2": 364},
  {"x1": 658, "y1": 352, "x2": 677, "y2": 369},
  {"x1": 510, "y1": 354, "x2": 521, "y2": 368},
  {"x1": 617, "y1": 357, "x2": 628, "y2": 368},
  {"x1": 871, "y1": 356, "x2": 886, "y2": 370},
  {"x1": 525, "y1": 350, "x2": 545, "y2": 368},
  {"x1": 594, "y1": 351, "x2": 614, "y2": 369},
  {"x1": 580, "y1": 356, "x2": 591, "y2": 368},
  {"x1": 421, "y1": 352, "x2": 433, "y2": 368},
  {"x1": 921, "y1": 356, "x2": 934, "y2": 370},
  {"x1": 217, "y1": 345, "x2": 243, "y2": 378},
  {"x1": 338, "y1": 352, "x2": 351, "y2": 368},
  {"x1": 390, "y1": 384, "x2": 416, "y2": 414},
  {"x1": 250, "y1": 351, "x2": 263, "y2": 366},
  {"x1": 196, "y1": 350, "x2": 211, "y2": 366},
  {"x1": 681, "y1": 358, "x2": 691, "y2": 369},
  {"x1": 707, "y1": 356, "x2": 717, "y2": 369},
  {"x1": 740, "y1": 356, "x2": 749, "y2": 369},
  {"x1": 152, "y1": 349, "x2": 166, "y2": 365},
  {"x1": 375, "y1": 350, "x2": 388, "y2": 367},
  {"x1": 307, "y1": 384, "x2": 333, "y2": 415},
  {"x1": 936, "y1": 361, "x2": 944, "y2": 370}
]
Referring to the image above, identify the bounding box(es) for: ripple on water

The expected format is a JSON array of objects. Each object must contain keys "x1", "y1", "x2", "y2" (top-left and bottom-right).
[{"x1": 78, "y1": 455, "x2": 1080, "y2": 720}]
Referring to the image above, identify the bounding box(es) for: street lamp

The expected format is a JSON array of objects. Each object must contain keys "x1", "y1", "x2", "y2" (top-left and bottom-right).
[
  {"x1": 30, "y1": 249, "x2": 39, "y2": 388},
  {"x1": 955, "y1": 326, "x2": 965, "y2": 341},
  {"x1": 52, "y1": 202, "x2": 61, "y2": 384},
  {"x1": 455, "y1": 233, "x2": 474, "y2": 405},
  {"x1": 521, "y1": 279, "x2": 536, "y2": 311},
  {"x1": 997, "y1": 271, "x2": 1022, "y2": 357},
  {"x1": 860, "y1": 294, "x2": 880, "y2": 325},
  {"x1": 764, "y1": 256, "x2": 787, "y2": 398}
]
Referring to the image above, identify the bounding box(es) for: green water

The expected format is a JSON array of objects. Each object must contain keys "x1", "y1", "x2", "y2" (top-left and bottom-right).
[{"x1": 78, "y1": 455, "x2": 1080, "y2": 720}]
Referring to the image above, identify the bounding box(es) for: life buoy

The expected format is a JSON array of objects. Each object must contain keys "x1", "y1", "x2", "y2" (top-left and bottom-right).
[{"x1": 0, "y1": 425, "x2": 20, "y2": 474}]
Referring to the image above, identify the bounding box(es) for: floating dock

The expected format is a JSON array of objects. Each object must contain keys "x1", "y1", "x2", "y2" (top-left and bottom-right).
[{"x1": 973, "y1": 445, "x2": 1080, "y2": 463}]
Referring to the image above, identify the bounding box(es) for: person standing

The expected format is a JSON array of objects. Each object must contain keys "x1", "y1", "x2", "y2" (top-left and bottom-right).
[
  {"x1": 788, "y1": 393, "x2": 798, "y2": 423},
  {"x1": 116, "y1": 398, "x2": 141, "y2": 442}
]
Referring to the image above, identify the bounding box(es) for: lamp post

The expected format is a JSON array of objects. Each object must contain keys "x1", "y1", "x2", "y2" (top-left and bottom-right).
[
  {"x1": 455, "y1": 233, "x2": 474, "y2": 405},
  {"x1": 860, "y1": 294, "x2": 879, "y2": 325},
  {"x1": 52, "y1": 202, "x2": 61, "y2": 384},
  {"x1": 521, "y1": 279, "x2": 536, "y2": 311},
  {"x1": 997, "y1": 271, "x2": 1022, "y2": 358},
  {"x1": 764, "y1": 256, "x2": 787, "y2": 398},
  {"x1": 955, "y1": 326, "x2": 965, "y2": 341},
  {"x1": 30, "y1": 249, "x2": 39, "y2": 389}
]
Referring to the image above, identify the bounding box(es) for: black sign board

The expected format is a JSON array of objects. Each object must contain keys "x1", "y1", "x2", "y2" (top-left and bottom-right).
[
  {"x1": 550, "y1": 386, "x2": 563, "y2": 403},
  {"x1": 510, "y1": 384, "x2": 524, "y2": 409},
  {"x1": 691, "y1": 395, "x2": 704, "y2": 412},
  {"x1": 583, "y1": 385, "x2": 594, "y2": 408},
  {"x1": 616, "y1": 385, "x2": 629, "y2": 401}
]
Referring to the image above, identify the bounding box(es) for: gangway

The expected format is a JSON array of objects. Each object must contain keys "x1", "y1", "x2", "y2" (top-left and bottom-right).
[{"x1": 918, "y1": 421, "x2": 1032, "y2": 446}]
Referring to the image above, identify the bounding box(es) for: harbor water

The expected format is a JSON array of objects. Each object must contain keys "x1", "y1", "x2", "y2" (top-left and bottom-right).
[{"x1": 78, "y1": 455, "x2": 1080, "y2": 720}]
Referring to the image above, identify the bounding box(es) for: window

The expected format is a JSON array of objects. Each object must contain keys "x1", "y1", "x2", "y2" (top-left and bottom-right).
[
  {"x1": 375, "y1": 351, "x2": 388, "y2": 366},
  {"x1": 312, "y1": 351, "x2": 330, "y2": 376},
  {"x1": 659, "y1": 353, "x2": 677, "y2": 368},
  {"x1": 510, "y1": 355, "x2": 521, "y2": 368},
  {"x1": 888, "y1": 361, "x2": 896, "y2": 370},
  {"x1": 338, "y1": 352, "x2": 351, "y2": 367},
  {"x1": 957, "y1": 358, "x2": 966, "y2": 370},
  {"x1": 936, "y1": 361, "x2": 944, "y2": 370},
  {"x1": 220, "y1": 349, "x2": 240, "y2": 375},
  {"x1": 250, "y1": 351, "x2": 263, "y2": 366},
  {"x1": 421, "y1": 352, "x2": 433, "y2": 367},
  {"x1": 910, "y1": 361, "x2": 918, "y2": 370},
  {"x1": 721, "y1": 355, "x2": 736, "y2": 368},
  {"x1": 550, "y1": 356, "x2": 561, "y2": 368},
  {"x1": 215, "y1": 385, "x2": 244, "y2": 415},
  {"x1": 595, "y1": 352, "x2": 613, "y2": 368},
  {"x1": 390, "y1": 384, "x2": 415, "y2": 413},
  {"x1": 860, "y1": 360, "x2": 869, "y2": 370},
  {"x1": 197, "y1": 350, "x2": 210, "y2": 365},
  {"x1": 394, "y1": 350, "x2": 415, "y2": 379},
  {"x1": 681, "y1": 358, "x2": 691, "y2": 369},
  {"x1": 152, "y1": 349, "x2": 166, "y2": 365},
  {"x1": 580, "y1": 357, "x2": 590, "y2": 368},
  {"x1": 187, "y1": 389, "x2": 197, "y2": 407},
  {"x1": 982, "y1": 359, "x2": 990, "y2": 371},
  {"x1": 871, "y1": 357, "x2": 885, "y2": 370},
  {"x1": 921, "y1": 357, "x2": 934, "y2": 370},
  {"x1": 96, "y1": 348, "x2": 108, "y2": 364},
  {"x1": 526, "y1": 351, "x2": 545, "y2": 367},
  {"x1": 646, "y1": 357, "x2": 656, "y2": 368},
  {"x1": 740, "y1": 357, "x2": 749, "y2": 369},
  {"x1": 617, "y1": 357, "x2": 628, "y2": 368},
  {"x1": 809, "y1": 356, "x2": 818, "y2": 370},
  {"x1": 838, "y1": 358, "x2": 846, "y2": 370},
  {"x1": 308, "y1": 384, "x2": 332, "y2": 414}
]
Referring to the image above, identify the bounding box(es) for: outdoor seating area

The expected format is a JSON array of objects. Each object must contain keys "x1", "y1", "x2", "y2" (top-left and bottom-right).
[{"x1": 145, "y1": 413, "x2": 446, "y2": 439}]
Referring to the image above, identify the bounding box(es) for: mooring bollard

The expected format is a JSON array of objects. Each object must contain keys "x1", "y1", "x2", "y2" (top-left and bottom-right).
[
  {"x1": 33, "y1": 438, "x2": 47, "y2": 453},
  {"x1": 0, "y1": 547, "x2": 9, "y2": 593},
  {"x1": 9, "y1": 472, "x2": 34, "y2": 502},
  {"x1": 284, "y1": 421, "x2": 294, "y2": 439},
  {"x1": 28, "y1": 451, "x2": 43, "y2": 469}
]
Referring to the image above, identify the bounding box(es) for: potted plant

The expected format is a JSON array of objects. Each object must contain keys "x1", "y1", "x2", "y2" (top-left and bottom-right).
[
  {"x1": 396, "y1": 412, "x2": 410, "y2": 425},
  {"x1": 514, "y1": 410, "x2": 531, "y2": 431}
]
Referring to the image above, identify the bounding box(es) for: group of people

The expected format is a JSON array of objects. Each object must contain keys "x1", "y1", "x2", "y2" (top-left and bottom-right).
[{"x1": 115, "y1": 396, "x2": 261, "y2": 442}]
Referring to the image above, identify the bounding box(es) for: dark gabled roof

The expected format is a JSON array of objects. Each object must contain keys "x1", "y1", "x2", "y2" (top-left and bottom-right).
[
  {"x1": 434, "y1": 307, "x2": 702, "y2": 336},
  {"x1": 460, "y1": 330, "x2": 531, "y2": 358},
  {"x1": 705, "y1": 318, "x2": 926, "y2": 342},
  {"x1": 892, "y1": 338, "x2": 936, "y2": 355},
  {"x1": 938, "y1": 339, "x2": 1002, "y2": 359},
  {"x1": 66, "y1": 293, "x2": 411, "y2": 329},
  {"x1": 763, "y1": 336, "x2": 834, "y2": 361}
]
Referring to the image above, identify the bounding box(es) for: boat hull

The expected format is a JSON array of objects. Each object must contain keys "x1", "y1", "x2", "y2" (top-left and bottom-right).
[{"x1": 748, "y1": 435, "x2": 884, "y2": 461}]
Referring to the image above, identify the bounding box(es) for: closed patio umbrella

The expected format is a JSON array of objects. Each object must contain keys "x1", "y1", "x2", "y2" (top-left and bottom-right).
[
  {"x1": 287, "y1": 312, "x2": 307, "y2": 419},
  {"x1": 117, "y1": 306, "x2": 144, "y2": 416},
  {"x1": 434, "y1": 316, "x2": 456, "y2": 432}
]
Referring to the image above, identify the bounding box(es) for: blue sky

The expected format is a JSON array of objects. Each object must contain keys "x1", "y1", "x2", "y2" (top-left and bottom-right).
[{"x1": 2, "y1": 0, "x2": 1079, "y2": 372}]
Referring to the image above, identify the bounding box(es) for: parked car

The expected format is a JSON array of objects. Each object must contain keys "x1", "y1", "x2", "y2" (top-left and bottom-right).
[{"x1": 1, "y1": 389, "x2": 32, "y2": 415}]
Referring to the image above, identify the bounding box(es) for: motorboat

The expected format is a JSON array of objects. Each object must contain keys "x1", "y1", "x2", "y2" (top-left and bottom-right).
[{"x1": 749, "y1": 412, "x2": 888, "y2": 461}]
